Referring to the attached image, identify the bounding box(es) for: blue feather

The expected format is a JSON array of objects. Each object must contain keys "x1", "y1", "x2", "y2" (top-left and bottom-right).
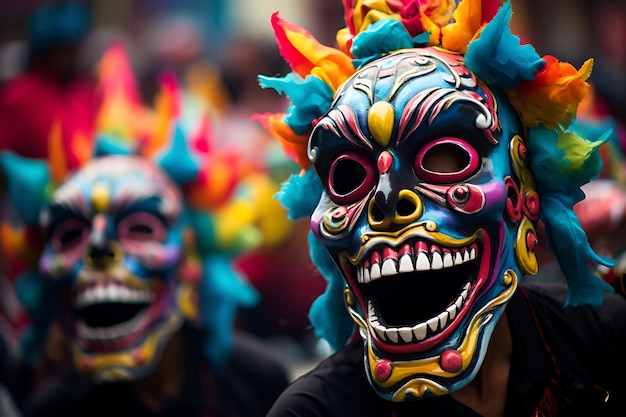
[
  {"x1": 0, "y1": 152, "x2": 51, "y2": 226},
  {"x1": 276, "y1": 167, "x2": 323, "y2": 219},
  {"x1": 465, "y1": 2, "x2": 544, "y2": 88},
  {"x1": 307, "y1": 232, "x2": 355, "y2": 350},
  {"x1": 259, "y1": 73, "x2": 334, "y2": 134}
]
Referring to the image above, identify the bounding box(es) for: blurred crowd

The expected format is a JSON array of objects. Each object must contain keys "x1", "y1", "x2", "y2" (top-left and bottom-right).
[{"x1": 0, "y1": 0, "x2": 623, "y2": 416}]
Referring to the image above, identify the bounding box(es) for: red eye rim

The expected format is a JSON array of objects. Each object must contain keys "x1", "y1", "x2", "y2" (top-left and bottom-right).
[
  {"x1": 414, "y1": 138, "x2": 480, "y2": 184},
  {"x1": 51, "y1": 218, "x2": 90, "y2": 252},
  {"x1": 328, "y1": 152, "x2": 376, "y2": 205},
  {"x1": 118, "y1": 212, "x2": 167, "y2": 243}
]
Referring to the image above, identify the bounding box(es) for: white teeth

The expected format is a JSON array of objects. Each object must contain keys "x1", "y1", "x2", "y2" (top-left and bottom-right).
[
  {"x1": 398, "y1": 327, "x2": 413, "y2": 343},
  {"x1": 74, "y1": 283, "x2": 153, "y2": 309},
  {"x1": 446, "y1": 304, "x2": 457, "y2": 320},
  {"x1": 438, "y1": 311, "x2": 448, "y2": 328},
  {"x1": 368, "y1": 301, "x2": 375, "y2": 317},
  {"x1": 413, "y1": 323, "x2": 427, "y2": 341},
  {"x1": 366, "y1": 282, "x2": 472, "y2": 345},
  {"x1": 356, "y1": 244, "x2": 479, "y2": 284},
  {"x1": 398, "y1": 254, "x2": 413, "y2": 273},
  {"x1": 363, "y1": 267, "x2": 370, "y2": 283},
  {"x1": 416, "y1": 252, "x2": 430, "y2": 271},
  {"x1": 105, "y1": 286, "x2": 116, "y2": 299},
  {"x1": 427, "y1": 316, "x2": 439, "y2": 332},
  {"x1": 381, "y1": 258, "x2": 397, "y2": 277},
  {"x1": 454, "y1": 252, "x2": 463, "y2": 265},
  {"x1": 374, "y1": 325, "x2": 387, "y2": 341},
  {"x1": 77, "y1": 310, "x2": 149, "y2": 342},
  {"x1": 461, "y1": 282, "x2": 470, "y2": 300},
  {"x1": 370, "y1": 263, "x2": 381, "y2": 280},
  {"x1": 431, "y1": 251, "x2": 443, "y2": 269},
  {"x1": 95, "y1": 286, "x2": 106, "y2": 301}
]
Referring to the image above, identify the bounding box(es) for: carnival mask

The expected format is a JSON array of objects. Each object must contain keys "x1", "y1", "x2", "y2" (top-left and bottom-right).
[
  {"x1": 308, "y1": 48, "x2": 540, "y2": 400},
  {"x1": 39, "y1": 155, "x2": 187, "y2": 382}
]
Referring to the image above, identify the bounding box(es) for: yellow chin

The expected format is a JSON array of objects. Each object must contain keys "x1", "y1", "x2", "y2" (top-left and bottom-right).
[
  {"x1": 72, "y1": 312, "x2": 184, "y2": 383},
  {"x1": 364, "y1": 270, "x2": 518, "y2": 401}
]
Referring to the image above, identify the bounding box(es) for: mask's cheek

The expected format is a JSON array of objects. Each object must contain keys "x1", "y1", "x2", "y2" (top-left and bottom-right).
[
  {"x1": 40, "y1": 245, "x2": 86, "y2": 283},
  {"x1": 313, "y1": 195, "x2": 371, "y2": 245},
  {"x1": 117, "y1": 213, "x2": 181, "y2": 273}
]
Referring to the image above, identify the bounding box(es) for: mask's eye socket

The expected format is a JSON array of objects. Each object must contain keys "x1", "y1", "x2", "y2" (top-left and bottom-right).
[
  {"x1": 118, "y1": 212, "x2": 167, "y2": 243},
  {"x1": 51, "y1": 218, "x2": 90, "y2": 252},
  {"x1": 328, "y1": 152, "x2": 376, "y2": 205},
  {"x1": 414, "y1": 138, "x2": 480, "y2": 184}
]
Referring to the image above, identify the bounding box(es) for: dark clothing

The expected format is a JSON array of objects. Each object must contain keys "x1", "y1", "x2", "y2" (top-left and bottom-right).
[
  {"x1": 267, "y1": 282, "x2": 626, "y2": 417},
  {"x1": 25, "y1": 329, "x2": 289, "y2": 417}
]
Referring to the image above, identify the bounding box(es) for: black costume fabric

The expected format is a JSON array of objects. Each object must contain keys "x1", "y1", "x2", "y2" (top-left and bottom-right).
[
  {"x1": 24, "y1": 327, "x2": 289, "y2": 417},
  {"x1": 267, "y1": 282, "x2": 626, "y2": 417}
]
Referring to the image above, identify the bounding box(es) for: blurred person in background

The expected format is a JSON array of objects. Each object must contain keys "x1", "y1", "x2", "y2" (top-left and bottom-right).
[
  {"x1": 0, "y1": 41, "x2": 289, "y2": 417},
  {"x1": 0, "y1": 1, "x2": 99, "y2": 168}
]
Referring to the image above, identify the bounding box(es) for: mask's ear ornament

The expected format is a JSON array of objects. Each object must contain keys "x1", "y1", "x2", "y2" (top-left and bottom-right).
[{"x1": 257, "y1": 0, "x2": 614, "y2": 401}]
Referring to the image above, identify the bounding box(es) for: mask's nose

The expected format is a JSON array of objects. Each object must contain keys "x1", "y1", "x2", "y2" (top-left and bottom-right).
[
  {"x1": 84, "y1": 214, "x2": 122, "y2": 268},
  {"x1": 368, "y1": 151, "x2": 423, "y2": 230},
  {"x1": 368, "y1": 186, "x2": 423, "y2": 230}
]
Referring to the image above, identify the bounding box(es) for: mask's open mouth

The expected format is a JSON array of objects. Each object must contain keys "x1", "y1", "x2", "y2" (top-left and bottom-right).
[
  {"x1": 343, "y1": 234, "x2": 490, "y2": 354},
  {"x1": 71, "y1": 282, "x2": 161, "y2": 351}
]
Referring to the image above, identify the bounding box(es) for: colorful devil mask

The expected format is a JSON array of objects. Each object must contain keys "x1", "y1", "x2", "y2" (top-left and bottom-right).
[
  {"x1": 38, "y1": 155, "x2": 185, "y2": 381},
  {"x1": 259, "y1": 0, "x2": 614, "y2": 403},
  {"x1": 308, "y1": 47, "x2": 539, "y2": 398}
]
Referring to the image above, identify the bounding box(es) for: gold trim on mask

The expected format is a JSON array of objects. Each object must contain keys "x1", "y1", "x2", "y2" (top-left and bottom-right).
[
  {"x1": 178, "y1": 282, "x2": 199, "y2": 321},
  {"x1": 514, "y1": 217, "x2": 538, "y2": 275},
  {"x1": 367, "y1": 189, "x2": 424, "y2": 230}
]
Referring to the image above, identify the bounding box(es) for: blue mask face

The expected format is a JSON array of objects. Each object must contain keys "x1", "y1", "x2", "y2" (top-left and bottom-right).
[
  {"x1": 39, "y1": 155, "x2": 188, "y2": 382},
  {"x1": 308, "y1": 48, "x2": 540, "y2": 400}
]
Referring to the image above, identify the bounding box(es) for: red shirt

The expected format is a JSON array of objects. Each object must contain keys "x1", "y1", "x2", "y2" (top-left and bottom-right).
[{"x1": 0, "y1": 66, "x2": 100, "y2": 170}]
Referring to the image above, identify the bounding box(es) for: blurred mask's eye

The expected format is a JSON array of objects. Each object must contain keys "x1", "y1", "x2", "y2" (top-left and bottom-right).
[
  {"x1": 327, "y1": 152, "x2": 376, "y2": 204},
  {"x1": 118, "y1": 212, "x2": 166, "y2": 243},
  {"x1": 51, "y1": 218, "x2": 90, "y2": 252},
  {"x1": 414, "y1": 138, "x2": 480, "y2": 184}
]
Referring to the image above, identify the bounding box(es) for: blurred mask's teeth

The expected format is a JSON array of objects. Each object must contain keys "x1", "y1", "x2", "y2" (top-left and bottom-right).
[
  {"x1": 74, "y1": 282, "x2": 152, "y2": 308},
  {"x1": 76, "y1": 310, "x2": 149, "y2": 342}
]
